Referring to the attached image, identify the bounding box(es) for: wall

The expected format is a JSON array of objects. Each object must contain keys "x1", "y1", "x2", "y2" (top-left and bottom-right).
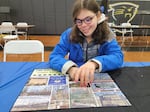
[
  {"x1": 0, "y1": 0, "x2": 75, "y2": 35},
  {"x1": 0, "y1": 0, "x2": 149, "y2": 35},
  {"x1": 98, "y1": 0, "x2": 150, "y2": 35}
]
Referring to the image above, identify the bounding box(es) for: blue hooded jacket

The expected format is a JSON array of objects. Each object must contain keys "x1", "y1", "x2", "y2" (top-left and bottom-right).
[{"x1": 49, "y1": 28, "x2": 124, "y2": 73}]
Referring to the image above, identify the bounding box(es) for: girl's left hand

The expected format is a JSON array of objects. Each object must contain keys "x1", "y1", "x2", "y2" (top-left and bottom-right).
[{"x1": 74, "y1": 61, "x2": 98, "y2": 86}]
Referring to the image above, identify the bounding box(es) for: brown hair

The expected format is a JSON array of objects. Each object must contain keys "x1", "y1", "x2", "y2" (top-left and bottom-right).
[{"x1": 70, "y1": 0, "x2": 110, "y2": 44}]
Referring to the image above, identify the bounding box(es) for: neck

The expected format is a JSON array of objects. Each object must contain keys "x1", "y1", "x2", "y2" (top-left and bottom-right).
[{"x1": 86, "y1": 36, "x2": 93, "y2": 43}]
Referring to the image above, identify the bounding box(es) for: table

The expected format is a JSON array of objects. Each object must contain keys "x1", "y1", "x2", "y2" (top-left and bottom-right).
[
  {"x1": 0, "y1": 25, "x2": 35, "y2": 29},
  {"x1": 111, "y1": 25, "x2": 150, "y2": 29},
  {"x1": 110, "y1": 25, "x2": 150, "y2": 46},
  {"x1": 0, "y1": 62, "x2": 150, "y2": 112},
  {"x1": 14, "y1": 25, "x2": 35, "y2": 28},
  {"x1": 110, "y1": 25, "x2": 150, "y2": 36},
  {"x1": 14, "y1": 25, "x2": 35, "y2": 40},
  {"x1": 0, "y1": 25, "x2": 35, "y2": 40}
]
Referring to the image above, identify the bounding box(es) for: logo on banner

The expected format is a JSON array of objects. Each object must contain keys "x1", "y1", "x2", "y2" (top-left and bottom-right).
[{"x1": 109, "y1": 2, "x2": 139, "y2": 23}]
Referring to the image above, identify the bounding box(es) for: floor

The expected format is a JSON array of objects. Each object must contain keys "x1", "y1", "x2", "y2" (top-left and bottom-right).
[{"x1": 0, "y1": 35, "x2": 150, "y2": 62}]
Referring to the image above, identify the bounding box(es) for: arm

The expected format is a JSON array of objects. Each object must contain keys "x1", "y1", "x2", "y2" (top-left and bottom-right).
[
  {"x1": 49, "y1": 28, "x2": 77, "y2": 73},
  {"x1": 92, "y1": 39, "x2": 124, "y2": 72}
]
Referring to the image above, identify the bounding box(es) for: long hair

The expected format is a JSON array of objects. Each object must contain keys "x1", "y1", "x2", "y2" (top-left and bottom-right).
[{"x1": 70, "y1": 0, "x2": 110, "y2": 44}]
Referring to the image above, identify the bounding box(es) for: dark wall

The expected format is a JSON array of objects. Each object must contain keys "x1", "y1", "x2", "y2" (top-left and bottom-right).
[
  {"x1": 0, "y1": 0, "x2": 150, "y2": 35},
  {"x1": 97, "y1": 0, "x2": 150, "y2": 25},
  {"x1": 0, "y1": 0, "x2": 75, "y2": 35}
]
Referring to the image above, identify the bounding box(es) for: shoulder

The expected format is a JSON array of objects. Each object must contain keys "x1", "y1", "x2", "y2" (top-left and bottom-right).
[
  {"x1": 62, "y1": 27, "x2": 72, "y2": 36},
  {"x1": 60, "y1": 27, "x2": 73, "y2": 41},
  {"x1": 107, "y1": 28, "x2": 116, "y2": 42}
]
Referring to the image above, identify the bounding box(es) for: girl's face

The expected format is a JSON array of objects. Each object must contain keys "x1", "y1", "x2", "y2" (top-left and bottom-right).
[{"x1": 75, "y1": 9, "x2": 100, "y2": 38}]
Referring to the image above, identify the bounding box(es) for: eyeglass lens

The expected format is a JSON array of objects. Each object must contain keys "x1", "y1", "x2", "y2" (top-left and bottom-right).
[{"x1": 75, "y1": 15, "x2": 95, "y2": 26}]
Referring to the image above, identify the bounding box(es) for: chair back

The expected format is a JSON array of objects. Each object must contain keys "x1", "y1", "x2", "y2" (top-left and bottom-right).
[
  {"x1": 3, "y1": 40, "x2": 44, "y2": 62},
  {"x1": 1, "y1": 22, "x2": 13, "y2": 26},
  {"x1": 0, "y1": 22, "x2": 16, "y2": 34},
  {"x1": 121, "y1": 23, "x2": 131, "y2": 27},
  {"x1": 16, "y1": 22, "x2": 28, "y2": 39},
  {"x1": 16, "y1": 22, "x2": 28, "y2": 27}
]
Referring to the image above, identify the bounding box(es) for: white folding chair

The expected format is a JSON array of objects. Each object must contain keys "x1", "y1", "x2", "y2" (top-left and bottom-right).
[
  {"x1": 16, "y1": 22, "x2": 28, "y2": 40},
  {"x1": 3, "y1": 40, "x2": 44, "y2": 62},
  {"x1": 121, "y1": 23, "x2": 133, "y2": 38},
  {"x1": 120, "y1": 23, "x2": 133, "y2": 45},
  {"x1": 0, "y1": 22, "x2": 15, "y2": 34},
  {"x1": 0, "y1": 22, "x2": 18, "y2": 43},
  {"x1": 113, "y1": 23, "x2": 133, "y2": 45}
]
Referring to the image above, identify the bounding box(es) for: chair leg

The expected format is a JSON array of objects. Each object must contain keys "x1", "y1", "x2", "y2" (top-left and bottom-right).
[
  {"x1": 22, "y1": 33, "x2": 27, "y2": 40},
  {"x1": 25, "y1": 33, "x2": 27, "y2": 40},
  {"x1": 121, "y1": 33, "x2": 125, "y2": 46},
  {"x1": 130, "y1": 31, "x2": 133, "y2": 41},
  {"x1": 0, "y1": 44, "x2": 3, "y2": 49}
]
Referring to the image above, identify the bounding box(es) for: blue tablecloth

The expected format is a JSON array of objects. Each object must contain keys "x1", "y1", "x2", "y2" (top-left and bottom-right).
[
  {"x1": 0, "y1": 62, "x2": 150, "y2": 112},
  {"x1": 0, "y1": 62, "x2": 50, "y2": 112},
  {"x1": 123, "y1": 62, "x2": 150, "y2": 67}
]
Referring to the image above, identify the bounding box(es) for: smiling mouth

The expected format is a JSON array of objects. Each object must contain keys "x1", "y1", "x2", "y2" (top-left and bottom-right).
[
  {"x1": 82, "y1": 30, "x2": 89, "y2": 34},
  {"x1": 82, "y1": 28, "x2": 90, "y2": 32}
]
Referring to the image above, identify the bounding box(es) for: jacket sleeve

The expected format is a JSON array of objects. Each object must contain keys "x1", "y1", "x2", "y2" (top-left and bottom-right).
[
  {"x1": 93, "y1": 39, "x2": 124, "y2": 72},
  {"x1": 49, "y1": 28, "x2": 76, "y2": 73}
]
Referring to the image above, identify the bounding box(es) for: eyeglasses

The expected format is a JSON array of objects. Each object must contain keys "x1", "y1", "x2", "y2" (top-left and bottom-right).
[{"x1": 74, "y1": 15, "x2": 95, "y2": 26}]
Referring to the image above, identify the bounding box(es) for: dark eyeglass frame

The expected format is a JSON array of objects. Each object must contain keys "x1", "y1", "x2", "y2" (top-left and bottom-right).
[{"x1": 74, "y1": 15, "x2": 96, "y2": 26}]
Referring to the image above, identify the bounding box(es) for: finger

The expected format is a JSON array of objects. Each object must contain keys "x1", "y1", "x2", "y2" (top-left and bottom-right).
[
  {"x1": 74, "y1": 69, "x2": 80, "y2": 82},
  {"x1": 79, "y1": 69, "x2": 85, "y2": 87},
  {"x1": 84, "y1": 69, "x2": 90, "y2": 86},
  {"x1": 68, "y1": 67, "x2": 76, "y2": 81},
  {"x1": 89, "y1": 69, "x2": 95, "y2": 83},
  {"x1": 69, "y1": 71, "x2": 75, "y2": 81}
]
